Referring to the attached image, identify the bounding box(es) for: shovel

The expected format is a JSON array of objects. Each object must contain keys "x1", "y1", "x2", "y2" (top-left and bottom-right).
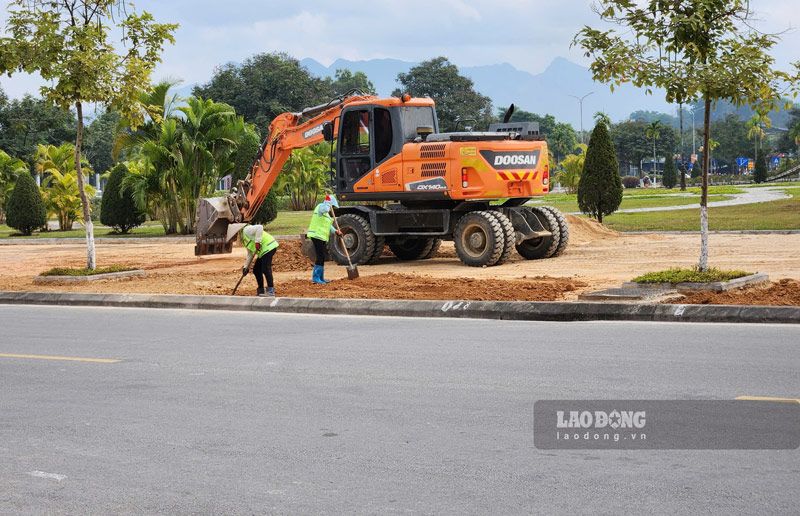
[
  {"x1": 231, "y1": 268, "x2": 247, "y2": 295},
  {"x1": 330, "y1": 207, "x2": 359, "y2": 280}
]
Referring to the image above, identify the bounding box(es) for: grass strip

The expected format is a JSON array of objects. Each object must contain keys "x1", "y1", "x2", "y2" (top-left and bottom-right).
[
  {"x1": 40, "y1": 265, "x2": 137, "y2": 277},
  {"x1": 632, "y1": 267, "x2": 753, "y2": 284}
]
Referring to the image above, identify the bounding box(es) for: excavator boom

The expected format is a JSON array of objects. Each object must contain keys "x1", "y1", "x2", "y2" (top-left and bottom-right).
[{"x1": 194, "y1": 90, "x2": 375, "y2": 255}]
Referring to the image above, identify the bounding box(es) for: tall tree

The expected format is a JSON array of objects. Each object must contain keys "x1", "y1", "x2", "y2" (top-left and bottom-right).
[
  {"x1": 83, "y1": 110, "x2": 122, "y2": 180},
  {"x1": 0, "y1": 0, "x2": 177, "y2": 269},
  {"x1": 327, "y1": 69, "x2": 377, "y2": 96},
  {"x1": 753, "y1": 149, "x2": 768, "y2": 184},
  {"x1": 646, "y1": 120, "x2": 663, "y2": 184},
  {"x1": 193, "y1": 52, "x2": 330, "y2": 136},
  {"x1": 0, "y1": 94, "x2": 77, "y2": 165},
  {"x1": 577, "y1": 121, "x2": 622, "y2": 223},
  {"x1": 575, "y1": 0, "x2": 800, "y2": 270},
  {"x1": 392, "y1": 57, "x2": 494, "y2": 132}
]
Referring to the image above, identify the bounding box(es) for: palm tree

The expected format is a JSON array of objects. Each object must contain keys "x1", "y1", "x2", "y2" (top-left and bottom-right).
[
  {"x1": 555, "y1": 144, "x2": 588, "y2": 194},
  {"x1": 277, "y1": 145, "x2": 331, "y2": 210},
  {"x1": 746, "y1": 112, "x2": 772, "y2": 164},
  {"x1": 646, "y1": 121, "x2": 663, "y2": 185},
  {"x1": 35, "y1": 143, "x2": 95, "y2": 230},
  {"x1": 593, "y1": 111, "x2": 612, "y2": 128}
]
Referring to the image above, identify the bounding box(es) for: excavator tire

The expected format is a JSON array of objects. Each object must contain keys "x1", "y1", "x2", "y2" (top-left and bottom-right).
[
  {"x1": 515, "y1": 207, "x2": 561, "y2": 260},
  {"x1": 328, "y1": 213, "x2": 377, "y2": 266},
  {"x1": 453, "y1": 211, "x2": 505, "y2": 267},
  {"x1": 389, "y1": 237, "x2": 438, "y2": 260},
  {"x1": 486, "y1": 211, "x2": 515, "y2": 265},
  {"x1": 420, "y1": 238, "x2": 442, "y2": 259},
  {"x1": 366, "y1": 235, "x2": 386, "y2": 264},
  {"x1": 539, "y1": 206, "x2": 570, "y2": 257}
]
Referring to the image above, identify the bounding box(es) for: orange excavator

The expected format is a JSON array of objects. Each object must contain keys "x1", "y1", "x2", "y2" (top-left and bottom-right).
[{"x1": 195, "y1": 89, "x2": 569, "y2": 267}]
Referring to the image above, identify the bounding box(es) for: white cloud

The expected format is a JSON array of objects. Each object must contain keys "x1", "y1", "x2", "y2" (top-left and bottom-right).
[{"x1": 1, "y1": 0, "x2": 798, "y2": 100}]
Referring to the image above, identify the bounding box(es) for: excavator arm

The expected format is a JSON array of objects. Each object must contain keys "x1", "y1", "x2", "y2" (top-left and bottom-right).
[{"x1": 194, "y1": 90, "x2": 375, "y2": 255}]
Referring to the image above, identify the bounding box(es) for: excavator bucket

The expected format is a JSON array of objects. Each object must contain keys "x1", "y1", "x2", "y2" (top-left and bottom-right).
[{"x1": 195, "y1": 196, "x2": 239, "y2": 256}]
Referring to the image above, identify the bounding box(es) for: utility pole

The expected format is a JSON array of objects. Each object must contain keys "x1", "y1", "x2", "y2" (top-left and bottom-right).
[{"x1": 568, "y1": 91, "x2": 595, "y2": 144}]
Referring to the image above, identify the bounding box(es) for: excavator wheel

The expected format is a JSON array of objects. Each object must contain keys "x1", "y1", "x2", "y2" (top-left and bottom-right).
[
  {"x1": 539, "y1": 206, "x2": 570, "y2": 257},
  {"x1": 515, "y1": 207, "x2": 561, "y2": 260},
  {"x1": 389, "y1": 237, "x2": 440, "y2": 260},
  {"x1": 453, "y1": 211, "x2": 505, "y2": 267},
  {"x1": 366, "y1": 235, "x2": 386, "y2": 264},
  {"x1": 420, "y1": 238, "x2": 442, "y2": 259},
  {"x1": 328, "y1": 213, "x2": 377, "y2": 266},
  {"x1": 486, "y1": 211, "x2": 515, "y2": 265}
]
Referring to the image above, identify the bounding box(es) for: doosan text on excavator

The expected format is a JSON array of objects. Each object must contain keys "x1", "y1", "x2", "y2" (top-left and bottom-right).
[{"x1": 195, "y1": 89, "x2": 569, "y2": 268}]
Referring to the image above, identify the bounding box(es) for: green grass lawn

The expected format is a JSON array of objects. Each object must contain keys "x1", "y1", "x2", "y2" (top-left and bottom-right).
[
  {"x1": 530, "y1": 193, "x2": 730, "y2": 213},
  {"x1": 0, "y1": 222, "x2": 167, "y2": 239},
  {"x1": 603, "y1": 187, "x2": 800, "y2": 231},
  {"x1": 265, "y1": 210, "x2": 312, "y2": 235}
]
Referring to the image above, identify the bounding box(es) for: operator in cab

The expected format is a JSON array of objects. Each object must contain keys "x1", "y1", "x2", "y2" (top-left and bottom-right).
[{"x1": 307, "y1": 193, "x2": 342, "y2": 284}]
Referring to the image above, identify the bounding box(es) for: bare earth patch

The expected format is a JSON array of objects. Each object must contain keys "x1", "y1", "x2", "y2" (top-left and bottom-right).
[
  {"x1": 674, "y1": 279, "x2": 800, "y2": 306},
  {"x1": 1, "y1": 215, "x2": 798, "y2": 304}
]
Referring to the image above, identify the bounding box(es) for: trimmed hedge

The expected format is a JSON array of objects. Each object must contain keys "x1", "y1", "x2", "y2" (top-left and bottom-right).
[
  {"x1": 6, "y1": 172, "x2": 46, "y2": 236},
  {"x1": 101, "y1": 163, "x2": 144, "y2": 233}
]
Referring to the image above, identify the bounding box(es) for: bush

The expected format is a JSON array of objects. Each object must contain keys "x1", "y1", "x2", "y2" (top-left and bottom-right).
[
  {"x1": 753, "y1": 150, "x2": 768, "y2": 184},
  {"x1": 662, "y1": 157, "x2": 678, "y2": 188},
  {"x1": 691, "y1": 160, "x2": 702, "y2": 178},
  {"x1": 6, "y1": 172, "x2": 46, "y2": 236},
  {"x1": 101, "y1": 163, "x2": 145, "y2": 233},
  {"x1": 577, "y1": 121, "x2": 622, "y2": 223},
  {"x1": 251, "y1": 189, "x2": 279, "y2": 225},
  {"x1": 621, "y1": 176, "x2": 640, "y2": 188}
]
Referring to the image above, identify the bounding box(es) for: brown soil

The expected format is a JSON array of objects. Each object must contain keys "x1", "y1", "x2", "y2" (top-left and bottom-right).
[
  {"x1": 675, "y1": 279, "x2": 800, "y2": 306},
  {"x1": 277, "y1": 273, "x2": 586, "y2": 302},
  {"x1": 1, "y1": 215, "x2": 798, "y2": 304}
]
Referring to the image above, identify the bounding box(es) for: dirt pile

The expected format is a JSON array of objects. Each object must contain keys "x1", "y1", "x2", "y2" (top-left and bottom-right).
[
  {"x1": 564, "y1": 215, "x2": 621, "y2": 243},
  {"x1": 676, "y1": 279, "x2": 800, "y2": 306},
  {"x1": 273, "y1": 273, "x2": 587, "y2": 301},
  {"x1": 273, "y1": 240, "x2": 312, "y2": 272}
]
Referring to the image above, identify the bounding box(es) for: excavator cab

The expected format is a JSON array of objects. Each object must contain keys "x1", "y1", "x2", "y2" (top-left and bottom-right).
[{"x1": 334, "y1": 103, "x2": 438, "y2": 195}]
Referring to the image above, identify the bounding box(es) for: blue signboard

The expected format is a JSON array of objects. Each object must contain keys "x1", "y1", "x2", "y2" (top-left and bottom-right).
[
  {"x1": 736, "y1": 158, "x2": 749, "y2": 167},
  {"x1": 772, "y1": 156, "x2": 781, "y2": 166}
]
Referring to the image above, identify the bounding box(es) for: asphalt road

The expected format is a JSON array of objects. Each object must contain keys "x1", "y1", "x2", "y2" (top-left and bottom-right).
[{"x1": 0, "y1": 305, "x2": 798, "y2": 515}]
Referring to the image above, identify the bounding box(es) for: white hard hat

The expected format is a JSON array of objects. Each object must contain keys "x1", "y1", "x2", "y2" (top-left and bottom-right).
[{"x1": 226, "y1": 223, "x2": 247, "y2": 242}]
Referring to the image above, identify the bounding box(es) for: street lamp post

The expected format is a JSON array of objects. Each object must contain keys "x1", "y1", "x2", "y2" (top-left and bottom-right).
[{"x1": 568, "y1": 92, "x2": 595, "y2": 144}]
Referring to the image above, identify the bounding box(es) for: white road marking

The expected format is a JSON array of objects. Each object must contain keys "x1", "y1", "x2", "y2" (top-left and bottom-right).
[{"x1": 27, "y1": 471, "x2": 67, "y2": 481}]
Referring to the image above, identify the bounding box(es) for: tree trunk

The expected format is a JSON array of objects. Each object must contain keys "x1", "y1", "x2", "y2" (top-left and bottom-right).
[
  {"x1": 680, "y1": 106, "x2": 686, "y2": 191},
  {"x1": 75, "y1": 102, "x2": 96, "y2": 270},
  {"x1": 699, "y1": 96, "x2": 711, "y2": 272}
]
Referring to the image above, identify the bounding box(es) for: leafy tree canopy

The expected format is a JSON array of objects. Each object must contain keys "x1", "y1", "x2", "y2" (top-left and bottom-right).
[
  {"x1": 0, "y1": 94, "x2": 77, "y2": 164},
  {"x1": 84, "y1": 110, "x2": 121, "y2": 177},
  {"x1": 326, "y1": 69, "x2": 377, "y2": 96},
  {"x1": 193, "y1": 52, "x2": 331, "y2": 136},
  {"x1": 577, "y1": 121, "x2": 622, "y2": 223},
  {"x1": 392, "y1": 57, "x2": 493, "y2": 132}
]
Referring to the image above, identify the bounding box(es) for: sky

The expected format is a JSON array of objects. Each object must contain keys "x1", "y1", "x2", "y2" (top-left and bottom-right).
[{"x1": 1, "y1": 0, "x2": 799, "y2": 102}]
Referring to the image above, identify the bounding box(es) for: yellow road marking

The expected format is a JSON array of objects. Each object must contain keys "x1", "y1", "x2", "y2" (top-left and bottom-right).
[
  {"x1": 0, "y1": 353, "x2": 120, "y2": 363},
  {"x1": 735, "y1": 396, "x2": 800, "y2": 403}
]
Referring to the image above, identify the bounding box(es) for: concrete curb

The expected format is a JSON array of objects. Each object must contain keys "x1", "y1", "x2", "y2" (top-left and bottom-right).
[
  {"x1": 1, "y1": 291, "x2": 798, "y2": 324},
  {"x1": 32, "y1": 270, "x2": 147, "y2": 285},
  {"x1": 622, "y1": 273, "x2": 769, "y2": 293}
]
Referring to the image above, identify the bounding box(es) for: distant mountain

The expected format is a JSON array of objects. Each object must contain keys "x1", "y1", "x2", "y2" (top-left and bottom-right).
[{"x1": 301, "y1": 56, "x2": 674, "y2": 129}]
